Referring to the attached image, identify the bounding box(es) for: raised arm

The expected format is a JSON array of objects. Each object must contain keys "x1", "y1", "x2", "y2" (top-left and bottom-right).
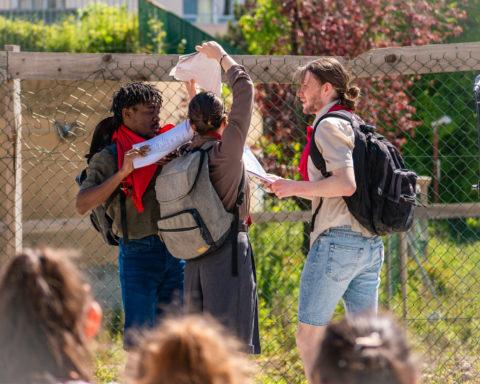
[{"x1": 195, "y1": 42, "x2": 254, "y2": 161}]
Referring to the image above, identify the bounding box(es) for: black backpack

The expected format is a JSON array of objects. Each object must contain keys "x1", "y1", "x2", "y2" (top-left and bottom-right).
[
  {"x1": 76, "y1": 117, "x2": 128, "y2": 246},
  {"x1": 310, "y1": 112, "x2": 417, "y2": 236}
]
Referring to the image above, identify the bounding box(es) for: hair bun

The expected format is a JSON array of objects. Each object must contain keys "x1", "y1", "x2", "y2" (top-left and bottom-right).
[{"x1": 346, "y1": 85, "x2": 360, "y2": 100}]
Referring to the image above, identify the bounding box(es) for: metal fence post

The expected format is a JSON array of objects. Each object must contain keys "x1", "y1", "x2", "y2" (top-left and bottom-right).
[
  {"x1": 399, "y1": 231, "x2": 408, "y2": 320},
  {"x1": 384, "y1": 234, "x2": 393, "y2": 309},
  {"x1": 417, "y1": 176, "x2": 432, "y2": 258}
]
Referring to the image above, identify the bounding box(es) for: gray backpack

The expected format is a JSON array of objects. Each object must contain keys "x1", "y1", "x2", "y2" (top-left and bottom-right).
[{"x1": 155, "y1": 141, "x2": 245, "y2": 262}]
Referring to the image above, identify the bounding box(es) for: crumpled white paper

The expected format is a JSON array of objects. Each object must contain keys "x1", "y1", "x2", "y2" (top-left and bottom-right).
[{"x1": 169, "y1": 52, "x2": 222, "y2": 96}]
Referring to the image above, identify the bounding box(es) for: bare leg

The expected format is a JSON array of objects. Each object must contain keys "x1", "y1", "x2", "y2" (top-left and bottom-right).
[{"x1": 296, "y1": 322, "x2": 327, "y2": 383}]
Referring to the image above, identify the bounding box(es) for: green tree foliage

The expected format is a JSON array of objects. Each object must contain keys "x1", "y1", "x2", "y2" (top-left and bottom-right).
[
  {"x1": 228, "y1": 0, "x2": 466, "y2": 182},
  {"x1": 237, "y1": 0, "x2": 289, "y2": 55},
  {"x1": 403, "y1": 1, "x2": 480, "y2": 239},
  {"x1": 0, "y1": 4, "x2": 165, "y2": 53},
  {"x1": 406, "y1": 72, "x2": 478, "y2": 205},
  {"x1": 223, "y1": 0, "x2": 255, "y2": 53},
  {"x1": 238, "y1": 0, "x2": 465, "y2": 56}
]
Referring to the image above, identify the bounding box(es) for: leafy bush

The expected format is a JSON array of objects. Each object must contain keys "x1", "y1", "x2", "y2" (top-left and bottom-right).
[{"x1": 0, "y1": 4, "x2": 164, "y2": 53}]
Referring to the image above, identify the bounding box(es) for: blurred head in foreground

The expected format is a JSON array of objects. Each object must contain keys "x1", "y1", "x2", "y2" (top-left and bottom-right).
[
  {"x1": 0, "y1": 248, "x2": 102, "y2": 384},
  {"x1": 129, "y1": 314, "x2": 254, "y2": 384},
  {"x1": 313, "y1": 313, "x2": 418, "y2": 384}
]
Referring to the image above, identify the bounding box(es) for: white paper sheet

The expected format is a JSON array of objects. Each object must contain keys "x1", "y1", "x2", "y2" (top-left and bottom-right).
[
  {"x1": 132, "y1": 120, "x2": 194, "y2": 169},
  {"x1": 169, "y1": 52, "x2": 222, "y2": 96},
  {"x1": 243, "y1": 147, "x2": 278, "y2": 184}
]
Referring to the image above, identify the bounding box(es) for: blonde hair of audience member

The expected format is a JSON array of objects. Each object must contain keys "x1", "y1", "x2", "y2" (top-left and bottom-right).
[
  {"x1": 0, "y1": 248, "x2": 102, "y2": 384},
  {"x1": 313, "y1": 314, "x2": 418, "y2": 384},
  {"x1": 129, "y1": 314, "x2": 254, "y2": 384}
]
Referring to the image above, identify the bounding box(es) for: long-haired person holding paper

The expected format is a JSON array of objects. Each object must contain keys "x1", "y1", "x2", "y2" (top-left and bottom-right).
[{"x1": 156, "y1": 41, "x2": 260, "y2": 354}]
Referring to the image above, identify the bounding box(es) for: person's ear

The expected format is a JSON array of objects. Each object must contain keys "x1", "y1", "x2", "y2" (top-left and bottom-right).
[
  {"x1": 189, "y1": 121, "x2": 198, "y2": 132},
  {"x1": 122, "y1": 107, "x2": 132, "y2": 125},
  {"x1": 220, "y1": 116, "x2": 228, "y2": 129},
  {"x1": 322, "y1": 82, "x2": 332, "y2": 94},
  {"x1": 84, "y1": 300, "x2": 102, "y2": 339}
]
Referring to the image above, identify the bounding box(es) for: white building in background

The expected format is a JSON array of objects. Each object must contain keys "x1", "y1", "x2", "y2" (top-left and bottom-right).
[
  {"x1": 0, "y1": 0, "x2": 137, "y2": 12},
  {"x1": 156, "y1": 0, "x2": 245, "y2": 35}
]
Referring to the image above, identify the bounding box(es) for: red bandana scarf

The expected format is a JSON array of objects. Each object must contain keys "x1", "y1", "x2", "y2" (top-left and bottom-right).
[
  {"x1": 112, "y1": 124, "x2": 173, "y2": 212},
  {"x1": 298, "y1": 104, "x2": 351, "y2": 181}
]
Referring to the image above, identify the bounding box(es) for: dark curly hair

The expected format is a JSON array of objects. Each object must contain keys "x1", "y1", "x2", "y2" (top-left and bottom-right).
[{"x1": 110, "y1": 81, "x2": 163, "y2": 125}]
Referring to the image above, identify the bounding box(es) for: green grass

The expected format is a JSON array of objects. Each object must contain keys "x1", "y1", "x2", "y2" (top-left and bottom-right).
[
  {"x1": 94, "y1": 333, "x2": 125, "y2": 384},
  {"x1": 94, "y1": 223, "x2": 480, "y2": 383}
]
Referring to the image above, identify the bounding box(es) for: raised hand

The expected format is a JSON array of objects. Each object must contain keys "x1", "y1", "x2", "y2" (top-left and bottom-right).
[
  {"x1": 184, "y1": 79, "x2": 198, "y2": 101},
  {"x1": 195, "y1": 41, "x2": 227, "y2": 61}
]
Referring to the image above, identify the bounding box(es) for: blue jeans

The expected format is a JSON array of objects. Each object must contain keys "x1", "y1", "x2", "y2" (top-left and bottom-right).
[
  {"x1": 118, "y1": 235, "x2": 185, "y2": 347},
  {"x1": 298, "y1": 226, "x2": 384, "y2": 326}
]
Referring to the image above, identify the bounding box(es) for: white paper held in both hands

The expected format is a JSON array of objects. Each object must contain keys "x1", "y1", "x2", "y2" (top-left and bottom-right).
[
  {"x1": 169, "y1": 52, "x2": 222, "y2": 97},
  {"x1": 132, "y1": 120, "x2": 194, "y2": 169},
  {"x1": 243, "y1": 147, "x2": 278, "y2": 184}
]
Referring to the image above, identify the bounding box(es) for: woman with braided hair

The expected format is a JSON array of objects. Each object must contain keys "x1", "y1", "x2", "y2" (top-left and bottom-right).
[
  {"x1": 313, "y1": 313, "x2": 418, "y2": 384},
  {"x1": 0, "y1": 248, "x2": 102, "y2": 384}
]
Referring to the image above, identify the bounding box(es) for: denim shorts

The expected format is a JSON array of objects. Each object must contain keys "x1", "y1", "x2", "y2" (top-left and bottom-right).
[{"x1": 298, "y1": 226, "x2": 384, "y2": 326}]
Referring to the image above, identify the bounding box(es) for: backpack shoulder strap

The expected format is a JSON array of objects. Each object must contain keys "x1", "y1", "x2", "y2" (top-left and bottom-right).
[
  {"x1": 314, "y1": 112, "x2": 353, "y2": 127},
  {"x1": 309, "y1": 112, "x2": 354, "y2": 233},
  {"x1": 200, "y1": 140, "x2": 218, "y2": 151},
  {"x1": 231, "y1": 166, "x2": 246, "y2": 277},
  {"x1": 105, "y1": 142, "x2": 117, "y2": 157},
  {"x1": 310, "y1": 112, "x2": 353, "y2": 177},
  {"x1": 185, "y1": 141, "x2": 218, "y2": 197},
  {"x1": 104, "y1": 143, "x2": 120, "y2": 203},
  {"x1": 235, "y1": 167, "x2": 246, "y2": 208},
  {"x1": 106, "y1": 142, "x2": 129, "y2": 244}
]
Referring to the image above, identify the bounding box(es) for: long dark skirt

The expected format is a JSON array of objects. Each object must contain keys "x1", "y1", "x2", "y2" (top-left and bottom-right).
[{"x1": 184, "y1": 231, "x2": 261, "y2": 354}]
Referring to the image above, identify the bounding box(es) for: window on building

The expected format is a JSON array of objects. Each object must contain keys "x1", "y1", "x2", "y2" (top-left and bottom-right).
[
  {"x1": 17, "y1": 0, "x2": 64, "y2": 9},
  {"x1": 223, "y1": 0, "x2": 232, "y2": 15},
  {"x1": 183, "y1": 0, "x2": 197, "y2": 15}
]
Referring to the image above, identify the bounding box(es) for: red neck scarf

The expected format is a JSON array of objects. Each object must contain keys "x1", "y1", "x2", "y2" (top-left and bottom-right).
[
  {"x1": 159, "y1": 123, "x2": 175, "y2": 134},
  {"x1": 298, "y1": 104, "x2": 351, "y2": 181},
  {"x1": 205, "y1": 130, "x2": 223, "y2": 141},
  {"x1": 112, "y1": 124, "x2": 171, "y2": 212}
]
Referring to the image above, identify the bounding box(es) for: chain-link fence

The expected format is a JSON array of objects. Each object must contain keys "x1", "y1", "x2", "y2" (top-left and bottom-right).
[{"x1": 1, "y1": 43, "x2": 480, "y2": 383}]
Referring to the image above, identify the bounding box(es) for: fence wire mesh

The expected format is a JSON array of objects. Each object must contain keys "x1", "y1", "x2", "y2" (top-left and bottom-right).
[{"x1": 1, "y1": 45, "x2": 480, "y2": 383}]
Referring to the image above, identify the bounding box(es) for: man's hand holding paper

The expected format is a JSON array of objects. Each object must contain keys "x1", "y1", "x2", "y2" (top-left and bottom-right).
[{"x1": 132, "y1": 120, "x2": 194, "y2": 169}]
